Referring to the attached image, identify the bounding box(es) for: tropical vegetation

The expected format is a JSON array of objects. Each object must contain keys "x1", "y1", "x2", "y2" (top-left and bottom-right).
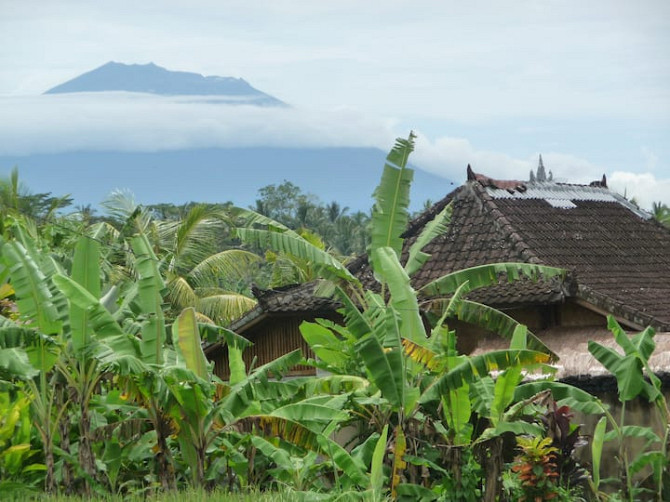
[{"x1": 0, "y1": 137, "x2": 668, "y2": 501}]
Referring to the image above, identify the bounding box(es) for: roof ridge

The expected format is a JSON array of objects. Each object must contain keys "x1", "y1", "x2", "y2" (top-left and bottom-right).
[
  {"x1": 401, "y1": 185, "x2": 463, "y2": 239},
  {"x1": 469, "y1": 181, "x2": 543, "y2": 265}
]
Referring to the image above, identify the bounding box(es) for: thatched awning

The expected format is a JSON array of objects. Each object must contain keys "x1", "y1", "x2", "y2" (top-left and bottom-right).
[{"x1": 470, "y1": 326, "x2": 670, "y2": 380}]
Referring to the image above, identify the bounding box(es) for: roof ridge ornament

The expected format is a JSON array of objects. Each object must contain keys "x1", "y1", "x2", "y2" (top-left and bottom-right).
[
  {"x1": 589, "y1": 174, "x2": 607, "y2": 188},
  {"x1": 536, "y1": 154, "x2": 547, "y2": 182},
  {"x1": 466, "y1": 165, "x2": 526, "y2": 192},
  {"x1": 467, "y1": 164, "x2": 476, "y2": 181}
]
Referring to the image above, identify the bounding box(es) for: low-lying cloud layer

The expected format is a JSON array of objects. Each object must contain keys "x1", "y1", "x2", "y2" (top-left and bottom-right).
[
  {"x1": 1, "y1": 93, "x2": 397, "y2": 154},
  {"x1": 1, "y1": 92, "x2": 668, "y2": 210}
]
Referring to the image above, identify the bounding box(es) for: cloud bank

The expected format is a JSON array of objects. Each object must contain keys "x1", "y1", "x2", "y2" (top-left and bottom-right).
[
  {"x1": 1, "y1": 92, "x2": 668, "y2": 209},
  {"x1": 0, "y1": 93, "x2": 396, "y2": 155},
  {"x1": 609, "y1": 172, "x2": 670, "y2": 210}
]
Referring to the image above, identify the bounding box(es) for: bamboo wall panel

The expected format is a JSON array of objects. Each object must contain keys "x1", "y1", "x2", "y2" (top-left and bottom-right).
[{"x1": 210, "y1": 316, "x2": 317, "y2": 380}]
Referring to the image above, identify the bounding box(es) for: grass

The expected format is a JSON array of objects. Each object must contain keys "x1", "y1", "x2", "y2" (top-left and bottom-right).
[{"x1": 2, "y1": 488, "x2": 297, "y2": 502}]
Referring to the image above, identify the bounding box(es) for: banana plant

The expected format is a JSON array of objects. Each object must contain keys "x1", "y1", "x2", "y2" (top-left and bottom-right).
[
  {"x1": 0, "y1": 388, "x2": 45, "y2": 494},
  {"x1": 0, "y1": 225, "x2": 66, "y2": 493},
  {"x1": 587, "y1": 316, "x2": 669, "y2": 501},
  {"x1": 51, "y1": 236, "x2": 146, "y2": 495},
  {"x1": 165, "y1": 307, "x2": 217, "y2": 486},
  {"x1": 232, "y1": 133, "x2": 571, "y2": 499},
  {"x1": 1, "y1": 226, "x2": 163, "y2": 494}
]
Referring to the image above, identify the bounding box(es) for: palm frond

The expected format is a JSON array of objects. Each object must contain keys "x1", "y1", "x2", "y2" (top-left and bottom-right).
[
  {"x1": 188, "y1": 249, "x2": 260, "y2": 288},
  {"x1": 236, "y1": 227, "x2": 356, "y2": 284},
  {"x1": 197, "y1": 292, "x2": 257, "y2": 325},
  {"x1": 167, "y1": 276, "x2": 198, "y2": 310},
  {"x1": 171, "y1": 205, "x2": 228, "y2": 264}
]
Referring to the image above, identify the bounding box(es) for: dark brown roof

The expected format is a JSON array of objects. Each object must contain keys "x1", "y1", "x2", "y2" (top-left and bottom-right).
[
  {"x1": 230, "y1": 282, "x2": 339, "y2": 333},
  {"x1": 232, "y1": 171, "x2": 670, "y2": 332}
]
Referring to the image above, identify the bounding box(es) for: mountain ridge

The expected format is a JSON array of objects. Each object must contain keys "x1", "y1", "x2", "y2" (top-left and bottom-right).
[{"x1": 44, "y1": 61, "x2": 286, "y2": 106}]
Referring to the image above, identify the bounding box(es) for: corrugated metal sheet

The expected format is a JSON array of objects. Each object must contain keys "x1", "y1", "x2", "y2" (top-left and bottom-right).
[
  {"x1": 546, "y1": 199, "x2": 577, "y2": 209},
  {"x1": 486, "y1": 183, "x2": 651, "y2": 219}
]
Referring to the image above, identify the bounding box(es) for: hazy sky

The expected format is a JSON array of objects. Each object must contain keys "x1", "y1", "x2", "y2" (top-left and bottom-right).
[{"x1": 1, "y1": 0, "x2": 669, "y2": 207}]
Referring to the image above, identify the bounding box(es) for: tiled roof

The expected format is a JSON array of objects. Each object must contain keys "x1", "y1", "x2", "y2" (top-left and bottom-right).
[
  {"x1": 229, "y1": 282, "x2": 339, "y2": 332},
  {"x1": 489, "y1": 190, "x2": 670, "y2": 329},
  {"x1": 232, "y1": 170, "x2": 670, "y2": 331}
]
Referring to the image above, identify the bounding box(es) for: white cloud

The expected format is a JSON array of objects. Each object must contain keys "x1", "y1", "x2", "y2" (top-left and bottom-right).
[
  {"x1": 411, "y1": 133, "x2": 607, "y2": 186},
  {"x1": 609, "y1": 171, "x2": 670, "y2": 209},
  {"x1": 2, "y1": 92, "x2": 667, "y2": 211},
  {"x1": 0, "y1": 93, "x2": 396, "y2": 155},
  {"x1": 412, "y1": 133, "x2": 670, "y2": 210},
  {"x1": 412, "y1": 134, "x2": 529, "y2": 182}
]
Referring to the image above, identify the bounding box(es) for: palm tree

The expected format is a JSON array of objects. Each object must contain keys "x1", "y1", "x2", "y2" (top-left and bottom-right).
[
  {"x1": 101, "y1": 191, "x2": 260, "y2": 325},
  {"x1": 652, "y1": 201, "x2": 670, "y2": 227}
]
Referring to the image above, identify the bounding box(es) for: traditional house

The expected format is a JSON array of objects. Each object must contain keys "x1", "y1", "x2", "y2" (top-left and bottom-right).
[{"x1": 205, "y1": 166, "x2": 670, "y2": 385}]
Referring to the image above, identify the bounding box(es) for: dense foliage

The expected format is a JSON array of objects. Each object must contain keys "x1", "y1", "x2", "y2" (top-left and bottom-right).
[{"x1": 0, "y1": 138, "x2": 668, "y2": 501}]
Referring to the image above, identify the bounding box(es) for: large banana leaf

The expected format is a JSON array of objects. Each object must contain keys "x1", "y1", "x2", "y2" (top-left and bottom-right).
[
  {"x1": 475, "y1": 421, "x2": 546, "y2": 444},
  {"x1": 232, "y1": 207, "x2": 295, "y2": 233},
  {"x1": 1, "y1": 241, "x2": 61, "y2": 335},
  {"x1": 355, "y1": 311, "x2": 405, "y2": 410},
  {"x1": 131, "y1": 235, "x2": 167, "y2": 365},
  {"x1": 370, "y1": 424, "x2": 389, "y2": 499},
  {"x1": 172, "y1": 307, "x2": 209, "y2": 380},
  {"x1": 469, "y1": 376, "x2": 495, "y2": 416},
  {"x1": 598, "y1": 317, "x2": 662, "y2": 401},
  {"x1": 270, "y1": 402, "x2": 349, "y2": 433},
  {"x1": 587, "y1": 316, "x2": 662, "y2": 402},
  {"x1": 371, "y1": 247, "x2": 426, "y2": 343},
  {"x1": 315, "y1": 434, "x2": 369, "y2": 488},
  {"x1": 0, "y1": 319, "x2": 60, "y2": 373},
  {"x1": 244, "y1": 414, "x2": 369, "y2": 488},
  {"x1": 420, "y1": 349, "x2": 551, "y2": 403},
  {"x1": 368, "y1": 134, "x2": 415, "y2": 273},
  {"x1": 432, "y1": 298, "x2": 555, "y2": 358},
  {"x1": 405, "y1": 202, "x2": 452, "y2": 277},
  {"x1": 300, "y1": 321, "x2": 350, "y2": 368},
  {"x1": 443, "y1": 384, "x2": 472, "y2": 445},
  {"x1": 248, "y1": 434, "x2": 294, "y2": 472},
  {"x1": 70, "y1": 236, "x2": 101, "y2": 354},
  {"x1": 52, "y1": 274, "x2": 138, "y2": 357},
  {"x1": 0, "y1": 348, "x2": 38, "y2": 380},
  {"x1": 334, "y1": 287, "x2": 374, "y2": 339},
  {"x1": 220, "y1": 350, "x2": 304, "y2": 419},
  {"x1": 418, "y1": 262, "x2": 565, "y2": 296},
  {"x1": 490, "y1": 366, "x2": 522, "y2": 425},
  {"x1": 513, "y1": 381, "x2": 606, "y2": 415},
  {"x1": 402, "y1": 338, "x2": 440, "y2": 371},
  {"x1": 588, "y1": 341, "x2": 650, "y2": 402},
  {"x1": 591, "y1": 416, "x2": 607, "y2": 491}
]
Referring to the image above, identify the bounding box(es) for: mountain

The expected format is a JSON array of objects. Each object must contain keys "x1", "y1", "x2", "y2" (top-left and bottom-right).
[
  {"x1": 0, "y1": 148, "x2": 455, "y2": 213},
  {"x1": 44, "y1": 61, "x2": 285, "y2": 106}
]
